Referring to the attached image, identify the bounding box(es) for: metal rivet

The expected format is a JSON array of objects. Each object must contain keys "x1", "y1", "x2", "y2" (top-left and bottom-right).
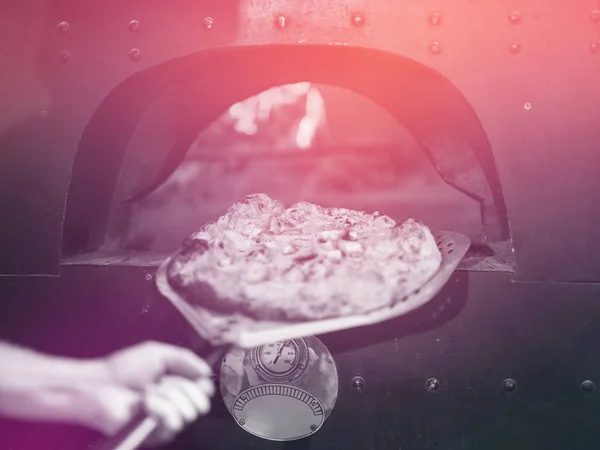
[
  {"x1": 503, "y1": 378, "x2": 517, "y2": 392},
  {"x1": 239, "y1": 419, "x2": 246, "y2": 426},
  {"x1": 426, "y1": 378, "x2": 440, "y2": 392},
  {"x1": 203, "y1": 17, "x2": 214, "y2": 30},
  {"x1": 275, "y1": 15, "x2": 288, "y2": 28},
  {"x1": 129, "y1": 48, "x2": 141, "y2": 61},
  {"x1": 145, "y1": 273, "x2": 153, "y2": 281},
  {"x1": 59, "y1": 50, "x2": 71, "y2": 63},
  {"x1": 254, "y1": 365, "x2": 261, "y2": 372},
  {"x1": 298, "y1": 364, "x2": 304, "y2": 370},
  {"x1": 129, "y1": 20, "x2": 140, "y2": 32},
  {"x1": 58, "y1": 21, "x2": 70, "y2": 33},
  {"x1": 590, "y1": 40, "x2": 600, "y2": 54},
  {"x1": 310, "y1": 424, "x2": 318, "y2": 431},
  {"x1": 240, "y1": 395, "x2": 247, "y2": 400},
  {"x1": 591, "y1": 10, "x2": 600, "y2": 22},
  {"x1": 429, "y1": 42, "x2": 442, "y2": 55},
  {"x1": 509, "y1": 42, "x2": 522, "y2": 54},
  {"x1": 524, "y1": 102, "x2": 532, "y2": 110},
  {"x1": 508, "y1": 11, "x2": 521, "y2": 24},
  {"x1": 581, "y1": 380, "x2": 595, "y2": 393},
  {"x1": 351, "y1": 13, "x2": 365, "y2": 27},
  {"x1": 351, "y1": 376, "x2": 365, "y2": 389},
  {"x1": 429, "y1": 12, "x2": 442, "y2": 26}
]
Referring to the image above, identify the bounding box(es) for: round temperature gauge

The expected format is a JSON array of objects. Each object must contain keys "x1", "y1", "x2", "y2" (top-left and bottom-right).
[{"x1": 250, "y1": 338, "x2": 309, "y2": 383}]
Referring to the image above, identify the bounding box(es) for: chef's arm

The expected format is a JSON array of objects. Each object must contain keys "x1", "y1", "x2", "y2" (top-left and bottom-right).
[
  {"x1": 0, "y1": 340, "x2": 109, "y2": 427},
  {"x1": 0, "y1": 340, "x2": 214, "y2": 445}
]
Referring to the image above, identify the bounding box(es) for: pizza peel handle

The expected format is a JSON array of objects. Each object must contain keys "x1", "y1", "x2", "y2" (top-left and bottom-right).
[{"x1": 94, "y1": 346, "x2": 229, "y2": 450}]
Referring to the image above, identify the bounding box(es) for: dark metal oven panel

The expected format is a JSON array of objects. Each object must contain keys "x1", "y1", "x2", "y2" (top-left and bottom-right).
[{"x1": 2, "y1": 268, "x2": 600, "y2": 450}]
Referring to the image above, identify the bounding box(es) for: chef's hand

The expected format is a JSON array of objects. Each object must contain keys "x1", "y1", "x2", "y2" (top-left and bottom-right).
[
  {"x1": 96, "y1": 341, "x2": 216, "y2": 445},
  {"x1": 0, "y1": 340, "x2": 215, "y2": 447}
]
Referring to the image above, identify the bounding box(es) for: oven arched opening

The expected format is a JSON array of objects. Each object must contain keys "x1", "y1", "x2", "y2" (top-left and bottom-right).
[{"x1": 62, "y1": 44, "x2": 510, "y2": 258}]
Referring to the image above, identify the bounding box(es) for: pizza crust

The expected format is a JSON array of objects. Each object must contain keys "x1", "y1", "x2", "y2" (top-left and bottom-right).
[{"x1": 167, "y1": 194, "x2": 442, "y2": 321}]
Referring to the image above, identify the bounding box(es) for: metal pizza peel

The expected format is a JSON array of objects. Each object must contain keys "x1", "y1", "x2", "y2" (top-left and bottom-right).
[
  {"x1": 98, "y1": 230, "x2": 470, "y2": 450},
  {"x1": 155, "y1": 229, "x2": 470, "y2": 348}
]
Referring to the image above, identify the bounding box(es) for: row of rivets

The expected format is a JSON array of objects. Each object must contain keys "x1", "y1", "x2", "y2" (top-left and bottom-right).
[
  {"x1": 352, "y1": 377, "x2": 597, "y2": 394},
  {"x1": 427, "y1": 42, "x2": 519, "y2": 56},
  {"x1": 55, "y1": 17, "x2": 215, "y2": 63},
  {"x1": 55, "y1": 16, "x2": 215, "y2": 35},
  {"x1": 272, "y1": 9, "x2": 599, "y2": 27},
  {"x1": 427, "y1": 10, "x2": 600, "y2": 24},
  {"x1": 58, "y1": 49, "x2": 140, "y2": 63},
  {"x1": 427, "y1": 40, "x2": 600, "y2": 56},
  {"x1": 54, "y1": 8, "x2": 600, "y2": 35},
  {"x1": 53, "y1": 8, "x2": 600, "y2": 63},
  {"x1": 268, "y1": 11, "x2": 540, "y2": 28},
  {"x1": 275, "y1": 13, "x2": 366, "y2": 28},
  {"x1": 429, "y1": 10, "x2": 523, "y2": 25}
]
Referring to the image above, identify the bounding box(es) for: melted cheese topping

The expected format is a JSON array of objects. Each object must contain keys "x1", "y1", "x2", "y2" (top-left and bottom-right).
[{"x1": 171, "y1": 193, "x2": 442, "y2": 320}]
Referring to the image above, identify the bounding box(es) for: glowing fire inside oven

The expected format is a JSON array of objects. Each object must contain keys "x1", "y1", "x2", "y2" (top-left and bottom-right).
[
  {"x1": 228, "y1": 82, "x2": 325, "y2": 150},
  {"x1": 115, "y1": 82, "x2": 480, "y2": 254}
]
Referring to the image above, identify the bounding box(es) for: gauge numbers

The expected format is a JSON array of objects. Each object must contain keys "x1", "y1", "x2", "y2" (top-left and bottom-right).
[
  {"x1": 259, "y1": 340, "x2": 299, "y2": 375},
  {"x1": 251, "y1": 338, "x2": 309, "y2": 383}
]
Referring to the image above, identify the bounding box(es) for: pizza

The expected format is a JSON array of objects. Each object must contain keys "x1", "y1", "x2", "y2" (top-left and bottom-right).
[{"x1": 166, "y1": 194, "x2": 442, "y2": 321}]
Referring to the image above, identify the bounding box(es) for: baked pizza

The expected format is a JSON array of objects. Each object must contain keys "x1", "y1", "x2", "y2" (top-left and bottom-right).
[{"x1": 166, "y1": 194, "x2": 442, "y2": 321}]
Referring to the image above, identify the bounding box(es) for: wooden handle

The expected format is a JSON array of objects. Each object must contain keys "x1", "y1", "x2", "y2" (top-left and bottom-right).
[{"x1": 94, "y1": 345, "x2": 228, "y2": 450}]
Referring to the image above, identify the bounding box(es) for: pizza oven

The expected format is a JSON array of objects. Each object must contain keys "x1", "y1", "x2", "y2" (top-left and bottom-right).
[
  {"x1": 60, "y1": 48, "x2": 512, "y2": 275},
  {"x1": 2, "y1": 2, "x2": 600, "y2": 450}
]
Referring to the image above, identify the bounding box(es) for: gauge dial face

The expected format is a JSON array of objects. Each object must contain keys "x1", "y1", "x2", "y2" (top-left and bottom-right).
[{"x1": 258, "y1": 340, "x2": 299, "y2": 376}]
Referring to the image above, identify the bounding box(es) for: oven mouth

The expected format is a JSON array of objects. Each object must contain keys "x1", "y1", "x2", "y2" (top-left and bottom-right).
[{"x1": 61, "y1": 45, "x2": 513, "y2": 273}]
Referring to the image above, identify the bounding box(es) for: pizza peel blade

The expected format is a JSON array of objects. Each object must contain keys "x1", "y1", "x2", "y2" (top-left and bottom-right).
[{"x1": 155, "y1": 230, "x2": 470, "y2": 348}]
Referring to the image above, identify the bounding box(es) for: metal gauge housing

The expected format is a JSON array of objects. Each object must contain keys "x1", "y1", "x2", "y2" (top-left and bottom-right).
[
  {"x1": 220, "y1": 335, "x2": 338, "y2": 441},
  {"x1": 250, "y1": 338, "x2": 309, "y2": 383}
]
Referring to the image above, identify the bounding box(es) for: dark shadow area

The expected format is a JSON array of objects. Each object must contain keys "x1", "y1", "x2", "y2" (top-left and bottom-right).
[{"x1": 318, "y1": 272, "x2": 469, "y2": 354}]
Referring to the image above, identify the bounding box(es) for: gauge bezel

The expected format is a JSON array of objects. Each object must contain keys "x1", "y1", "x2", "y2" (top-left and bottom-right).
[{"x1": 250, "y1": 338, "x2": 309, "y2": 383}]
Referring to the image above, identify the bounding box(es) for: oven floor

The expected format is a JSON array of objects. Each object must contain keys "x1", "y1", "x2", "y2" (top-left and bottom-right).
[{"x1": 61, "y1": 239, "x2": 514, "y2": 273}]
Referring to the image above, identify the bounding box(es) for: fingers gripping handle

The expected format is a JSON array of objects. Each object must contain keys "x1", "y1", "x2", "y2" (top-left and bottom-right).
[{"x1": 95, "y1": 346, "x2": 228, "y2": 450}]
